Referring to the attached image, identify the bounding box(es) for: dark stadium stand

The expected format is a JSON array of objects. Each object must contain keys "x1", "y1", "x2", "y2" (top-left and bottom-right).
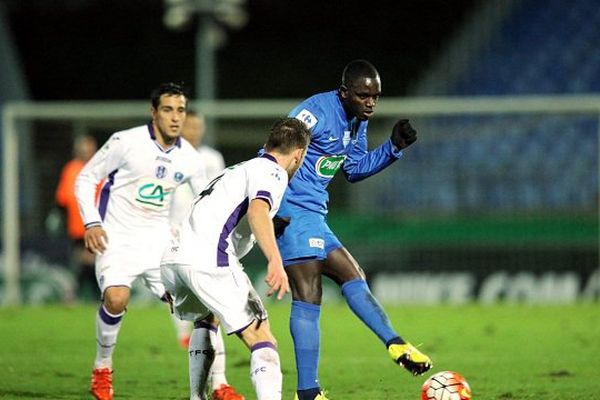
[
  {"x1": 380, "y1": 0, "x2": 600, "y2": 214},
  {"x1": 454, "y1": 0, "x2": 600, "y2": 95}
]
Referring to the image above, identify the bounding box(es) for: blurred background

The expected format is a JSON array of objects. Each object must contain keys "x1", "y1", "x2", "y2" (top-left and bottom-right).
[{"x1": 0, "y1": 0, "x2": 598, "y2": 305}]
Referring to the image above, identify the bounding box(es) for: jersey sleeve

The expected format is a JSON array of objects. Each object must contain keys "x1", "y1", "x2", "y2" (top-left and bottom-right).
[
  {"x1": 288, "y1": 101, "x2": 326, "y2": 137},
  {"x1": 342, "y1": 130, "x2": 403, "y2": 183},
  {"x1": 75, "y1": 132, "x2": 127, "y2": 227},
  {"x1": 246, "y1": 163, "x2": 288, "y2": 215}
]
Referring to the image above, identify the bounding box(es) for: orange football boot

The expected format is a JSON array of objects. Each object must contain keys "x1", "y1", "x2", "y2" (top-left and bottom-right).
[
  {"x1": 90, "y1": 368, "x2": 113, "y2": 400},
  {"x1": 211, "y1": 383, "x2": 245, "y2": 400}
]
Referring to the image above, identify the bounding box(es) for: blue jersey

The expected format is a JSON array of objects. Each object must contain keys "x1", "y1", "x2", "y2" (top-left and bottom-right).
[{"x1": 282, "y1": 90, "x2": 403, "y2": 215}]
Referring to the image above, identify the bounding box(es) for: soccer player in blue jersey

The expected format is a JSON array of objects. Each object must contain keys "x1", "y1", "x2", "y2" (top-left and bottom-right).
[{"x1": 275, "y1": 60, "x2": 432, "y2": 400}]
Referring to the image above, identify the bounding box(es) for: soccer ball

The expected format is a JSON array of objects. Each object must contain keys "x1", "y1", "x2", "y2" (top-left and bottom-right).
[{"x1": 421, "y1": 371, "x2": 472, "y2": 400}]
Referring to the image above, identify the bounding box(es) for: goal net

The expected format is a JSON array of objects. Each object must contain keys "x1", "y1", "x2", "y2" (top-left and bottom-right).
[{"x1": 2, "y1": 96, "x2": 599, "y2": 305}]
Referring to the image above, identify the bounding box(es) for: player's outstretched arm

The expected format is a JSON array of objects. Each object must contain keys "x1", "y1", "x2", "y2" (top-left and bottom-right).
[
  {"x1": 342, "y1": 119, "x2": 418, "y2": 183},
  {"x1": 390, "y1": 119, "x2": 417, "y2": 151},
  {"x1": 247, "y1": 199, "x2": 290, "y2": 300}
]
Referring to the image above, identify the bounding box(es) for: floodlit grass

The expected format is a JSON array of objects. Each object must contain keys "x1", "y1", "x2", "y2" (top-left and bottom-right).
[{"x1": 0, "y1": 302, "x2": 598, "y2": 399}]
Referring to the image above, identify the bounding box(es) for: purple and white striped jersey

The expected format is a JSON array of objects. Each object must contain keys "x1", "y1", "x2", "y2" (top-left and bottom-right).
[
  {"x1": 75, "y1": 123, "x2": 206, "y2": 238},
  {"x1": 164, "y1": 153, "x2": 287, "y2": 268},
  {"x1": 169, "y1": 144, "x2": 225, "y2": 226}
]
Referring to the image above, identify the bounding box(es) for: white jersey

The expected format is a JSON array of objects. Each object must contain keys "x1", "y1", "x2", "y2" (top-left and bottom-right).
[
  {"x1": 164, "y1": 154, "x2": 287, "y2": 268},
  {"x1": 75, "y1": 124, "x2": 206, "y2": 239},
  {"x1": 197, "y1": 145, "x2": 226, "y2": 182},
  {"x1": 169, "y1": 144, "x2": 225, "y2": 226}
]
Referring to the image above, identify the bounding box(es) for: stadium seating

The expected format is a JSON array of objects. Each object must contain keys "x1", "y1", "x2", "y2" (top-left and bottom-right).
[
  {"x1": 380, "y1": 0, "x2": 599, "y2": 214},
  {"x1": 454, "y1": 0, "x2": 600, "y2": 95}
]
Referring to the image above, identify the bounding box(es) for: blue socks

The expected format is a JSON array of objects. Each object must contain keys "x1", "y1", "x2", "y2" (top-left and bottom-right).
[
  {"x1": 291, "y1": 280, "x2": 402, "y2": 398},
  {"x1": 290, "y1": 301, "x2": 321, "y2": 393},
  {"x1": 342, "y1": 279, "x2": 403, "y2": 345}
]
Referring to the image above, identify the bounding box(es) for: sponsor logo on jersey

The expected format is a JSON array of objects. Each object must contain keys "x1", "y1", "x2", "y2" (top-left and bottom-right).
[
  {"x1": 156, "y1": 155, "x2": 172, "y2": 163},
  {"x1": 174, "y1": 171, "x2": 184, "y2": 182},
  {"x1": 136, "y1": 182, "x2": 170, "y2": 207},
  {"x1": 308, "y1": 238, "x2": 325, "y2": 249},
  {"x1": 295, "y1": 109, "x2": 318, "y2": 129},
  {"x1": 155, "y1": 165, "x2": 167, "y2": 179},
  {"x1": 315, "y1": 155, "x2": 346, "y2": 178}
]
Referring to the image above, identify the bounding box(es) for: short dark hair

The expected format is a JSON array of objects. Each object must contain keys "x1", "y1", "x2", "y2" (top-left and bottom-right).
[
  {"x1": 341, "y1": 59, "x2": 379, "y2": 87},
  {"x1": 265, "y1": 118, "x2": 311, "y2": 154},
  {"x1": 150, "y1": 82, "x2": 187, "y2": 109}
]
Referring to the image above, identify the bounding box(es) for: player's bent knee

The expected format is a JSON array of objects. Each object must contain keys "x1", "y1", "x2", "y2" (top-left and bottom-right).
[
  {"x1": 290, "y1": 278, "x2": 323, "y2": 304},
  {"x1": 292, "y1": 287, "x2": 322, "y2": 304},
  {"x1": 103, "y1": 287, "x2": 130, "y2": 313},
  {"x1": 104, "y1": 299, "x2": 127, "y2": 314}
]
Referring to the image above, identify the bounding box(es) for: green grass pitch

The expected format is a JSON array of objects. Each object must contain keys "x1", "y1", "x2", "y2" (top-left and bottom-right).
[{"x1": 0, "y1": 302, "x2": 598, "y2": 399}]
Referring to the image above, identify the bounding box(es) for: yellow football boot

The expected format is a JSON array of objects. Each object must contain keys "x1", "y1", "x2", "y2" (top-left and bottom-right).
[{"x1": 388, "y1": 342, "x2": 432, "y2": 376}]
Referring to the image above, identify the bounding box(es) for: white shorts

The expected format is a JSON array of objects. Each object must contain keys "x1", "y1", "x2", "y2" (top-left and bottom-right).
[
  {"x1": 95, "y1": 235, "x2": 168, "y2": 298},
  {"x1": 160, "y1": 262, "x2": 268, "y2": 334}
]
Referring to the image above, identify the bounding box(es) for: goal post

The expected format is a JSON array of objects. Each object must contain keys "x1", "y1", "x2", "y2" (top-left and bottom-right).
[{"x1": 2, "y1": 95, "x2": 600, "y2": 305}]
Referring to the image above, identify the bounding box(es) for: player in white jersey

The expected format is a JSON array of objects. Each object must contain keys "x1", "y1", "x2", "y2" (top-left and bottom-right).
[
  {"x1": 168, "y1": 110, "x2": 242, "y2": 400},
  {"x1": 170, "y1": 110, "x2": 225, "y2": 230},
  {"x1": 75, "y1": 83, "x2": 240, "y2": 400},
  {"x1": 161, "y1": 118, "x2": 311, "y2": 400}
]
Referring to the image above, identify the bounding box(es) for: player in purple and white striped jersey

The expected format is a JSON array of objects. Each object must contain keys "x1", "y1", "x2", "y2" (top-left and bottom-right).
[
  {"x1": 161, "y1": 118, "x2": 310, "y2": 400},
  {"x1": 169, "y1": 110, "x2": 241, "y2": 399}
]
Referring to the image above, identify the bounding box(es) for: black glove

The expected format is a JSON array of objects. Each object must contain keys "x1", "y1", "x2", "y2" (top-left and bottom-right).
[
  {"x1": 390, "y1": 119, "x2": 417, "y2": 150},
  {"x1": 273, "y1": 216, "x2": 290, "y2": 238}
]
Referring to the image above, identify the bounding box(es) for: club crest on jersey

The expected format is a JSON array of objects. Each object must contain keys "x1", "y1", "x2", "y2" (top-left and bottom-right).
[
  {"x1": 174, "y1": 171, "x2": 184, "y2": 182},
  {"x1": 315, "y1": 155, "x2": 346, "y2": 178},
  {"x1": 343, "y1": 131, "x2": 352, "y2": 147},
  {"x1": 295, "y1": 109, "x2": 318, "y2": 129},
  {"x1": 155, "y1": 165, "x2": 167, "y2": 179}
]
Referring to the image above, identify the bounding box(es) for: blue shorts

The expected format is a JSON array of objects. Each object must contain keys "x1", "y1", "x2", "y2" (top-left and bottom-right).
[{"x1": 276, "y1": 208, "x2": 342, "y2": 266}]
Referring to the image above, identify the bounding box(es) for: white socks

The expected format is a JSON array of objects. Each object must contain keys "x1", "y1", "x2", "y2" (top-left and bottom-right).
[
  {"x1": 209, "y1": 326, "x2": 228, "y2": 390},
  {"x1": 188, "y1": 323, "x2": 281, "y2": 400},
  {"x1": 189, "y1": 323, "x2": 216, "y2": 399},
  {"x1": 250, "y1": 342, "x2": 282, "y2": 400},
  {"x1": 94, "y1": 305, "x2": 125, "y2": 369}
]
